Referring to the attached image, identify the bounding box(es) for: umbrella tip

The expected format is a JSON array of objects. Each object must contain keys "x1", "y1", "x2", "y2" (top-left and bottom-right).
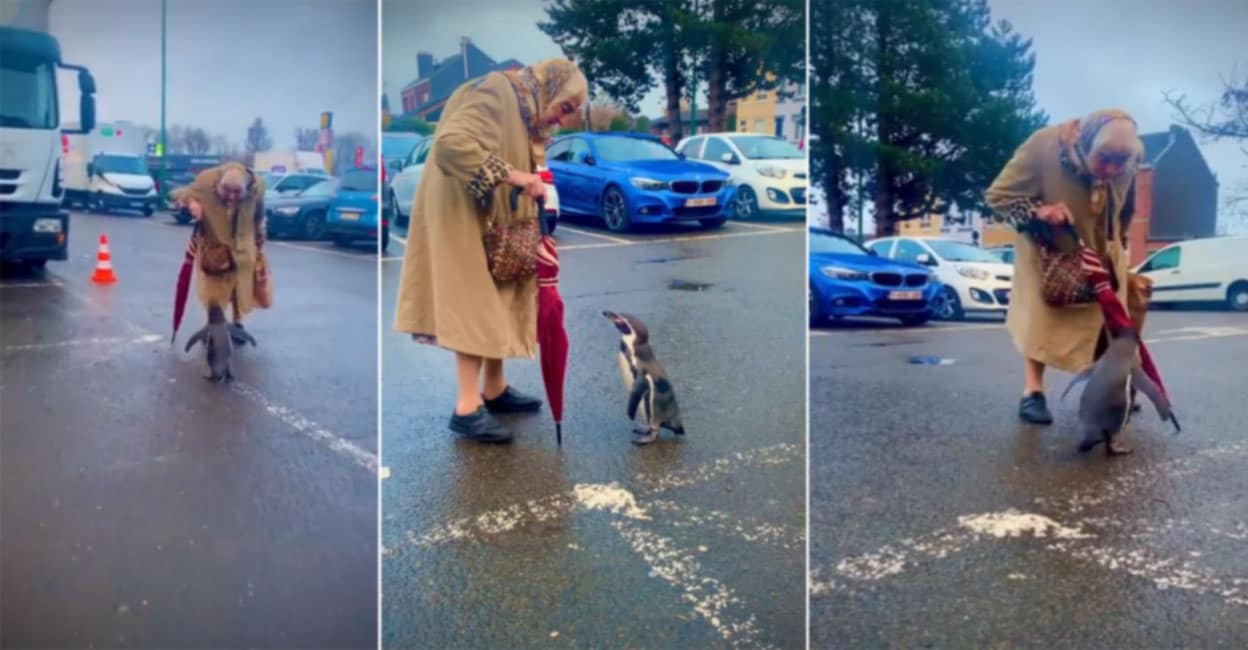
[{"x1": 556, "y1": 422, "x2": 562, "y2": 446}]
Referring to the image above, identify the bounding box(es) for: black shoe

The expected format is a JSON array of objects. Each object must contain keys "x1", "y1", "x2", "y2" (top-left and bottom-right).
[
  {"x1": 483, "y1": 386, "x2": 543, "y2": 414},
  {"x1": 230, "y1": 323, "x2": 257, "y2": 347},
  {"x1": 1019, "y1": 392, "x2": 1054, "y2": 424},
  {"x1": 449, "y1": 407, "x2": 514, "y2": 444}
]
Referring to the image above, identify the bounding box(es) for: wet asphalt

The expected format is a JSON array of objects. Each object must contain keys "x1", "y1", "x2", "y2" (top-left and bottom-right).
[
  {"x1": 809, "y1": 311, "x2": 1248, "y2": 648},
  {"x1": 381, "y1": 213, "x2": 807, "y2": 649},
  {"x1": 1, "y1": 209, "x2": 378, "y2": 648}
]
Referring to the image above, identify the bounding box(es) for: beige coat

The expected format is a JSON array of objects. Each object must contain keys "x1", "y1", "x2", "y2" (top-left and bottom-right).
[
  {"x1": 392, "y1": 72, "x2": 541, "y2": 359},
  {"x1": 181, "y1": 163, "x2": 266, "y2": 316},
  {"x1": 986, "y1": 125, "x2": 1132, "y2": 373}
]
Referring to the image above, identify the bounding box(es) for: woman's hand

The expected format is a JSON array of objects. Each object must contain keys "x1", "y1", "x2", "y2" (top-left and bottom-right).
[
  {"x1": 185, "y1": 198, "x2": 204, "y2": 221},
  {"x1": 506, "y1": 169, "x2": 547, "y2": 201},
  {"x1": 1034, "y1": 202, "x2": 1072, "y2": 225}
]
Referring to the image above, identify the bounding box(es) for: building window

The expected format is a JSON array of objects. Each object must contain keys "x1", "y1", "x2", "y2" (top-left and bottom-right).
[
  {"x1": 740, "y1": 121, "x2": 748, "y2": 132},
  {"x1": 754, "y1": 119, "x2": 764, "y2": 132}
]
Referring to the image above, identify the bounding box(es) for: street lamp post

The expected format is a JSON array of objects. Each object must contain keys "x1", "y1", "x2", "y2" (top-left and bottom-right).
[{"x1": 158, "y1": 0, "x2": 166, "y2": 201}]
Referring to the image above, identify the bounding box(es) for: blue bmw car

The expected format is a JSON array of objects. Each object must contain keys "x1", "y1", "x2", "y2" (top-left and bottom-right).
[
  {"x1": 546, "y1": 132, "x2": 734, "y2": 232},
  {"x1": 809, "y1": 227, "x2": 940, "y2": 326}
]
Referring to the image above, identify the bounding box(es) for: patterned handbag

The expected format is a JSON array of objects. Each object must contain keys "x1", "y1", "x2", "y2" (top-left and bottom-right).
[
  {"x1": 481, "y1": 187, "x2": 541, "y2": 283},
  {"x1": 194, "y1": 221, "x2": 237, "y2": 277},
  {"x1": 1026, "y1": 220, "x2": 1096, "y2": 307}
]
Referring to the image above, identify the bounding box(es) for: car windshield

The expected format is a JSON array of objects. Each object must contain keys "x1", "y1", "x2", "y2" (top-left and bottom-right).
[
  {"x1": 927, "y1": 239, "x2": 1002, "y2": 262},
  {"x1": 0, "y1": 51, "x2": 57, "y2": 129},
  {"x1": 95, "y1": 155, "x2": 148, "y2": 175},
  {"x1": 594, "y1": 136, "x2": 679, "y2": 162},
  {"x1": 339, "y1": 168, "x2": 377, "y2": 192},
  {"x1": 382, "y1": 134, "x2": 422, "y2": 160},
  {"x1": 727, "y1": 135, "x2": 802, "y2": 160},
  {"x1": 300, "y1": 179, "x2": 338, "y2": 197},
  {"x1": 810, "y1": 232, "x2": 867, "y2": 255}
]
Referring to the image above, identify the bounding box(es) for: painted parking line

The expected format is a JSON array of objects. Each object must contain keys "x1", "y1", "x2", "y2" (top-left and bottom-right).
[
  {"x1": 267, "y1": 240, "x2": 376, "y2": 260},
  {"x1": 0, "y1": 280, "x2": 64, "y2": 289},
  {"x1": 560, "y1": 226, "x2": 800, "y2": 252},
  {"x1": 732, "y1": 220, "x2": 792, "y2": 233},
  {"x1": 389, "y1": 232, "x2": 408, "y2": 247},
  {"x1": 231, "y1": 381, "x2": 379, "y2": 474},
  {"x1": 811, "y1": 441, "x2": 1248, "y2": 607},
  {"x1": 556, "y1": 225, "x2": 631, "y2": 244},
  {"x1": 3, "y1": 333, "x2": 163, "y2": 354}
]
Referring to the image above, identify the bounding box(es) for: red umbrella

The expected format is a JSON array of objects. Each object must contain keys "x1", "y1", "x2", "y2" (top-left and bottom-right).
[
  {"x1": 512, "y1": 188, "x2": 569, "y2": 445},
  {"x1": 171, "y1": 223, "x2": 200, "y2": 345}
]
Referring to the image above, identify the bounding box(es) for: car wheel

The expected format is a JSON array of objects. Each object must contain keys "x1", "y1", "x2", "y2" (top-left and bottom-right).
[
  {"x1": 809, "y1": 285, "x2": 825, "y2": 326},
  {"x1": 302, "y1": 212, "x2": 326, "y2": 240},
  {"x1": 699, "y1": 217, "x2": 727, "y2": 229},
  {"x1": 932, "y1": 285, "x2": 965, "y2": 321},
  {"x1": 601, "y1": 186, "x2": 631, "y2": 233},
  {"x1": 899, "y1": 313, "x2": 931, "y2": 327},
  {"x1": 1228, "y1": 281, "x2": 1248, "y2": 312},
  {"x1": 734, "y1": 186, "x2": 758, "y2": 219}
]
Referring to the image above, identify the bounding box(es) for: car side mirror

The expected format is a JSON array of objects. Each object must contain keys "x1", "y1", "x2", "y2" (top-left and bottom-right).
[
  {"x1": 584, "y1": 155, "x2": 596, "y2": 166},
  {"x1": 916, "y1": 253, "x2": 937, "y2": 266},
  {"x1": 80, "y1": 93, "x2": 96, "y2": 133},
  {"x1": 721, "y1": 152, "x2": 739, "y2": 165},
  {"x1": 388, "y1": 159, "x2": 403, "y2": 172}
]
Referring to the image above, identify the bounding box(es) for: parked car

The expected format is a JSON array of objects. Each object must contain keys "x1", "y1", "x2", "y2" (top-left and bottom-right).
[
  {"x1": 325, "y1": 167, "x2": 385, "y2": 252},
  {"x1": 867, "y1": 236, "x2": 1013, "y2": 321},
  {"x1": 809, "y1": 228, "x2": 939, "y2": 326},
  {"x1": 265, "y1": 178, "x2": 337, "y2": 240},
  {"x1": 546, "y1": 132, "x2": 733, "y2": 232},
  {"x1": 986, "y1": 245, "x2": 1015, "y2": 264},
  {"x1": 387, "y1": 137, "x2": 559, "y2": 231},
  {"x1": 266, "y1": 172, "x2": 330, "y2": 198},
  {"x1": 675, "y1": 133, "x2": 806, "y2": 218},
  {"x1": 382, "y1": 132, "x2": 424, "y2": 174},
  {"x1": 1134, "y1": 235, "x2": 1248, "y2": 311}
]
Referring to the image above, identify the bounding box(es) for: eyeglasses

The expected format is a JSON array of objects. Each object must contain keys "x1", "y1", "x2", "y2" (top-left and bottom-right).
[
  {"x1": 1099, "y1": 152, "x2": 1130, "y2": 166},
  {"x1": 559, "y1": 101, "x2": 577, "y2": 116}
]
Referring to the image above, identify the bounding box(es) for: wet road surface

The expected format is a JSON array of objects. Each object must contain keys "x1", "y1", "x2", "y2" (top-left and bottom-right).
[
  {"x1": 1, "y1": 210, "x2": 378, "y2": 648},
  {"x1": 809, "y1": 311, "x2": 1248, "y2": 648},
  {"x1": 382, "y1": 215, "x2": 807, "y2": 649}
]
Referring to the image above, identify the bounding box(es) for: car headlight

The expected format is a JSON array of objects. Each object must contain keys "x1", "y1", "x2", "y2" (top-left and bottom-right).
[
  {"x1": 821, "y1": 266, "x2": 868, "y2": 281},
  {"x1": 274, "y1": 206, "x2": 301, "y2": 216},
  {"x1": 956, "y1": 265, "x2": 989, "y2": 280},
  {"x1": 630, "y1": 177, "x2": 668, "y2": 190},
  {"x1": 755, "y1": 164, "x2": 786, "y2": 179}
]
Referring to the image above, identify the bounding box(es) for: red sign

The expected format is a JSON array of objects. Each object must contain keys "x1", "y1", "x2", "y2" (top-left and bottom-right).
[{"x1": 354, "y1": 145, "x2": 364, "y2": 167}]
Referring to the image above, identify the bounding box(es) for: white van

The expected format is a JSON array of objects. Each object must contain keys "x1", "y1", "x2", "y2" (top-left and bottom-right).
[{"x1": 1134, "y1": 235, "x2": 1248, "y2": 311}]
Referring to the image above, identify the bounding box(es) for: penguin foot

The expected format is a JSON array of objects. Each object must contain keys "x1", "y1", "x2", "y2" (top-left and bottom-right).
[
  {"x1": 632, "y1": 425, "x2": 651, "y2": 436},
  {"x1": 1106, "y1": 440, "x2": 1133, "y2": 456},
  {"x1": 632, "y1": 430, "x2": 659, "y2": 446},
  {"x1": 229, "y1": 323, "x2": 257, "y2": 347},
  {"x1": 1077, "y1": 437, "x2": 1101, "y2": 453}
]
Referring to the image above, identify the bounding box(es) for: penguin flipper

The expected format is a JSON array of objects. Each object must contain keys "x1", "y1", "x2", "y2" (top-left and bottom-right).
[
  {"x1": 184, "y1": 327, "x2": 207, "y2": 353},
  {"x1": 627, "y1": 375, "x2": 649, "y2": 421},
  {"x1": 1061, "y1": 365, "x2": 1095, "y2": 403},
  {"x1": 1130, "y1": 367, "x2": 1176, "y2": 429}
]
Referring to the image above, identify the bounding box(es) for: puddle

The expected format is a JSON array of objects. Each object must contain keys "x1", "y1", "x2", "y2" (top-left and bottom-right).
[
  {"x1": 668, "y1": 279, "x2": 715, "y2": 292},
  {"x1": 907, "y1": 355, "x2": 956, "y2": 366}
]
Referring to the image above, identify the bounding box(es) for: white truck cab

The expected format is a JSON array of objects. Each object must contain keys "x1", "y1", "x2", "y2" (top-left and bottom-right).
[{"x1": 0, "y1": 25, "x2": 96, "y2": 267}]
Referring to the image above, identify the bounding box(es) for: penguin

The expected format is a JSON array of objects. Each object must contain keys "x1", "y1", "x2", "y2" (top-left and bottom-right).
[
  {"x1": 185, "y1": 303, "x2": 234, "y2": 384},
  {"x1": 603, "y1": 311, "x2": 685, "y2": 446},
  {"x1": 1061, "y1": 328, "x2": 1179, "y2": 456}
]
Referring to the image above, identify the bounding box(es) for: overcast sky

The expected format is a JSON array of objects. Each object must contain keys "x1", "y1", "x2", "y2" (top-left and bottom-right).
[
  {"x1": 382, "y1": 0, "x2": 667, "y2": 118},
  {"x1": 992, "y1": 0, "x2": 1246, "y2": 228},
  {"x1": 50, "y1": 0, "x2": 377, "y2": 150}
]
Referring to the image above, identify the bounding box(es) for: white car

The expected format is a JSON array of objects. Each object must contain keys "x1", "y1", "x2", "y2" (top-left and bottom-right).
[
  {"x1": 675, "y1": 133, "x2": 807, "y2": 218},
  {"x1": 386, "y1": 138, "x2": 559, "y2": 232},
  {"x1": 1134, "y1": 235, "x2": 1248, "y2": 311},
  {"x1": 867, "y1": 236, "x2": 1013, "y2": 320}
]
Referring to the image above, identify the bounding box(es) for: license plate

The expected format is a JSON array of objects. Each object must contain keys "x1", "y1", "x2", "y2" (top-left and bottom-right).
[
  {"x1": 889, "y1": 291, "x2": 922, "y2": 300},
  {"x1": 685, "y1": 197, "x2": 717, "y2": 208},
  {"x1": 339, "y1": 211, "x2": 360, "y2": 221}
]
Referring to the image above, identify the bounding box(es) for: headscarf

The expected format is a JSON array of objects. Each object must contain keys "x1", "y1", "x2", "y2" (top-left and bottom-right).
[
  {"x1": 502, "y1": 58, "x2": 589, "y2": 168},
  {"x1": 1057, "y1": 108, "x2": 1145, "y2": 217}
]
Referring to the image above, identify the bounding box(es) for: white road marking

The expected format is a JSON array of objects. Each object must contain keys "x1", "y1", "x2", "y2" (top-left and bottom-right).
[
  {"x1": 557, "y1": 225, "x2": 631, "y2": 244},
  {"x1": 731, "y1": 220, "x2": 791, "y2": 233},
  {"x1": 0, "y1": 280, "x2": 64, "y2": 289},
  {"x1": 647, "y1": 500, "x2": 804, "y2": 550},
  {"x1": 230, "y1": 381, "x2": 379, "y2": 474},
  {"x1": 3, "y1": 333, "x2": 162, "y2": 353},
  {"x1": 560, "y1": 227, "x2": 799, "y2": 252},
  {"x1": 810, "y1": 322, "x2": 1004, "y2": 336},
  {"x1": 612, "y1": 520, "x2": 777, "y2": 650},
  {"x1": 389, "y1": 232, "x2": 407, "y2": 246},
  {"x1": 811, "y1": 442, "x2": 1248, "y2": 608},
  {"x1": 381, "y1": 256, "x2": 404, "y2": 263},
  {"x1": 1144, "y1": 325, "x2": 1248, "y2": 344},
  {"x1": 267, "y1": 240, "x2": 375, "y2": 260}
]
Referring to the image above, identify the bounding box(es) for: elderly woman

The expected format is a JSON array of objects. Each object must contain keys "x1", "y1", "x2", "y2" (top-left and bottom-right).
[
  {"x1": 394, "y1": 58, "x2": 588, "y2": 444},
  {"x1": 986, "y1": 109, "x2": 1144, "y2": 424},
  {"x1": 181, "y1": 162, "x2": 268, "y2": 344}
]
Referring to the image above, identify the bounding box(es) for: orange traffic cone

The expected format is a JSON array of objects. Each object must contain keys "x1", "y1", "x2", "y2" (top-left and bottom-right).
[{"x1": 90, "y1": 234, "x2": 118, "y2": 284}]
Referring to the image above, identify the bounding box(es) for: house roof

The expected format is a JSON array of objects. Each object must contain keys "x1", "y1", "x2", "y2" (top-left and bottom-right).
[
  {"x1": 398, "y1": 41, "x2": 511, "y2": 119},
  {"x1": 1139, "y1": 124, "x2": 1216, "y2": 183}
]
